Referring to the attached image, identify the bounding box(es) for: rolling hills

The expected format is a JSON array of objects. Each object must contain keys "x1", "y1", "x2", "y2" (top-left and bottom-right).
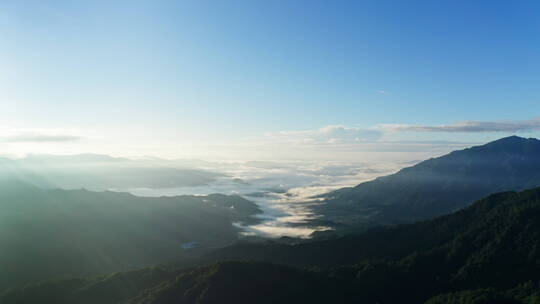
[
  {"x1": 4, "y1": 186, "x2": 540, "y2": 303},
  {"x1": 0, "y1": 154, "x2": 224, "y2": 191},
  {"x1": 0, "y1": 179, "x2": 261, "y2": 291}
]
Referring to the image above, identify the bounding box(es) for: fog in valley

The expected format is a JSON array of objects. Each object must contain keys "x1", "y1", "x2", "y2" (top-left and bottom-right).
[{"x1": 1, "y1": 153, "x2": 407, "y2": 238}]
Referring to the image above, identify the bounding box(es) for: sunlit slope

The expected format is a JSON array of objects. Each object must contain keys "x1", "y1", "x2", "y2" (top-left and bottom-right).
[
  {"x1": 0, "y1": 180, "x2": 260, "y2": 290},
  {"x1": 5, "y1": 186, "x2": 540, "y2": 303}
]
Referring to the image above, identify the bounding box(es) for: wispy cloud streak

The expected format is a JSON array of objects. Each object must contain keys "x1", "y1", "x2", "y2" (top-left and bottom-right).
[
  {"x1": 3, "y1": 134, "x2": 83, "y2": 143},
  {"x1": 0, "y1": 128, "x2": 85, "y2": 143},
  {"x1": 379, "y1": 118, "x2": 540, "y2": 133},
  {"x1": 264, "y1": 125, "x2": 382, "y2": 144}
]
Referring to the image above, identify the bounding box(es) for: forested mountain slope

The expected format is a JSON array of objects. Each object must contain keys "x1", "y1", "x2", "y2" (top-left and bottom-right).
[
  {"x1": 0, "y1": 179, "x2": 260, "y2": 291},
  {"x1": 318, "y1": 136, "x2": 540, "y2": 226},
  {"x1": 5, "y1": 186, "x2": 540, "y2": 303}
]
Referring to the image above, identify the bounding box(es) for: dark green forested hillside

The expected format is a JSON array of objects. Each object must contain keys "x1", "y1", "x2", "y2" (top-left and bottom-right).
[
  {"x1": 4, "y1": 186, "x2": 540, "y2": 303},
  {"x1": 317, "y1": 136, "x2": 540, "y2": 227},
  {"x1": 0, "y1": 179, "x2": 261, "y2": 291},
  {"x1": 0, "y1": 262, "x2": 345, "y2": 304}
]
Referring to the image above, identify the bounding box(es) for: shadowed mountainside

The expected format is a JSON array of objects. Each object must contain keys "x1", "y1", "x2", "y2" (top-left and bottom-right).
[
  {"x1": 4, "y1": 186, "x2": 540, "y2": 303},
  {"x1": 317, "y1": 136, "x2": 540, "y2": 227}
]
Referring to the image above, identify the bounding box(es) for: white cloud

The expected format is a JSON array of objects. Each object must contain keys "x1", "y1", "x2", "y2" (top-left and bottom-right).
[
  {"x1": 3, "y1": 134, "x2": 83, "y2": 143},
  {"x1": 264, "y1": 125, "x2": 382, "y2": 144},
  {"x1": 376, "y1": 90, "x2": 390, "y2": 95},
  {"x1": 0, "y1": 127, "x2": 85, "y2": 143},
  {"x1": 379, "y1": 118, "x2": 540, "y2": 133},
  {"x1": 124, "y1": 158, "x2": 408, "y2": 238}
]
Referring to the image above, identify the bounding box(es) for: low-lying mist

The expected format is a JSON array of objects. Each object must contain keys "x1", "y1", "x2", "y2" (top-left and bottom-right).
[
  {"x1": 1, "y1": 153, "x2": 408, "y2": 238},
  {"x1": 117, "y1": 159, "x2": 407, "y2": 238}
]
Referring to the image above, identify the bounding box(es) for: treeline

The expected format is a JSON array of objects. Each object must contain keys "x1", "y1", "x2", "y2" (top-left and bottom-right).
[{"x1": 4, "y1": 187, "x2": 540, "y2": 303}]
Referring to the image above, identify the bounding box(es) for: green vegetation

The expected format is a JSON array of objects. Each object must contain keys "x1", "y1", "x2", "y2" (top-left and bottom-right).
[
  {"x1": 0, "y1": 263, "x2": 344, "y2": 304},
  {"x1": 5, "y1": 137, "x2": 540, "y2": 303},
  {"x1": 0, "y1": 179, "x2": 261, "y2": 291},
  {"x1": 318, "y1": 136, "x2": 540, "y2": 227},
  {"x1": 4, "y1": 186, "x2": 540, "y2": 303}
]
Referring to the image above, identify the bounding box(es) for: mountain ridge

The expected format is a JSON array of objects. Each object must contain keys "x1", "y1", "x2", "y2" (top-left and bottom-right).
[
  {"x1": 317, "y1": 135, "x2": 540, "y2": 227},
  {"x1": 0, "y1": 180, "x2": 261, "y2": 291},
  {"x1": 5, "y1": 185, "x2": 540, "y2": 303}
]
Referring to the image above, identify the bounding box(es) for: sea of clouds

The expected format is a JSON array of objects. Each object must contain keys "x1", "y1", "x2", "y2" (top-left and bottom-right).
[{"x1": 122, "y1": 159, "x2": 410, "y2": 238}]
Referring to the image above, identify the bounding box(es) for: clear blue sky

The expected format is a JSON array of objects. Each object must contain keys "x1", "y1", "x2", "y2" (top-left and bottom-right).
[{"x1": 1, "y1": 0, "x2": 539, "y2": 159}]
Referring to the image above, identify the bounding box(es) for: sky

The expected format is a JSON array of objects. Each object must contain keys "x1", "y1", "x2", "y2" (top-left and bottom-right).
[{"x1": 1, "y1": 0, "x2": 540, "y2": 160}]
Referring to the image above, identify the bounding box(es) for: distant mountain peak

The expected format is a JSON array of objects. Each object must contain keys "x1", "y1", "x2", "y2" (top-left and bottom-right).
[
  {"x1": 319, "y1": 136, "x2": 540, "y2": 226},
  {"x1": 485, "y1": 135, "x2": 537, "y2": 145},
  {"x1": 465, "y1": 135, "x2": 540, "y2": 155}
]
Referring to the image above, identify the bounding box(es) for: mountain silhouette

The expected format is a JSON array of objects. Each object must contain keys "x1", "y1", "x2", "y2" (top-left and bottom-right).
[
  {"x1": 5, "y1": 186, "x2": 540, "y2": 303},
  {"x1": 318, "y1": 136, "x2": 540, "y2": 226}
]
